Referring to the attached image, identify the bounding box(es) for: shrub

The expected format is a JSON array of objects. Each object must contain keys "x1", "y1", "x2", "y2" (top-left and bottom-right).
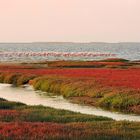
[
  {"x1": 16, "y1": 74, "x2": 36, "y2": 86},
  {"x1": 3, "y1": 73, "x2": 21, "y2": 85},
  {"x1": 99, "y1": 91, "x2": 140, "y2": 110},
  {"x1": 0, "y1": 73, "x2": 4, "y2": 83}
]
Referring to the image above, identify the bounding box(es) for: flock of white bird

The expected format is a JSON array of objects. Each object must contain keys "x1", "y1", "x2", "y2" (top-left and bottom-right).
[{"x1": 0, "y1": 52, "x2": 116, "y2": 58}]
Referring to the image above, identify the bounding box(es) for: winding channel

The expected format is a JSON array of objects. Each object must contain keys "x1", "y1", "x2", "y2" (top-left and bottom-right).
[{"x1": 0, "y1": 84, "x2": 140, "y2": 122}]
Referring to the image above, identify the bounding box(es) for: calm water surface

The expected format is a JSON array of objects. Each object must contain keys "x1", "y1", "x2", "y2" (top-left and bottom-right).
[{"x1": 0, "y1": 42, "x2": 140, "y2": 62}]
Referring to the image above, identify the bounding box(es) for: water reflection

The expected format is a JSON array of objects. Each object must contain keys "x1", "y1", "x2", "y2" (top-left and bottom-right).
[{"x1": 0, "y1": 84, "x2": 140, "y2": 122}]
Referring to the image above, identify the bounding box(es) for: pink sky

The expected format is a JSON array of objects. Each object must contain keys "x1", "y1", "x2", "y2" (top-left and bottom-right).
[{"x1": 0, "y1": 0, "x2": 140, "y2": 42}]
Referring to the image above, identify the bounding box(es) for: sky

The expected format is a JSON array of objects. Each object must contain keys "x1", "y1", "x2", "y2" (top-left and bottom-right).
[{"x1": 0, "y1": 0, "x2": 140, "y2": 42}]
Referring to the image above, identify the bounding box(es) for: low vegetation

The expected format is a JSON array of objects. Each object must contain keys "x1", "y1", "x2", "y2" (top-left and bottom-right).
[
  {"x1": 0, "y1": 59, "x2": 140, "y2": 114},
  {"x1": 0, "y1": 71, "x2": 139, "y2": 114},
  {"x1": 0, "y1": 59, "x2": 139, "y2": 139},
  {"x1": 0, "y1": 98, "x2": 111, "y2": 123},
  {"x1": 32, "y1": 76, "x2": 140, "y2": 114},
  {"x1": 0, "y1": 98, "x2": 140, "y2": 140},
  {"x1": 0, "y1": 73, "x2": 36, "y2": 86}
]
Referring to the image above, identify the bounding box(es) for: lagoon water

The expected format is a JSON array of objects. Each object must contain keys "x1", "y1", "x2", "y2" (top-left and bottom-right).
[
  {"x1": 0, "y1": 84, "x2": 140, "y2": 122},
  {"x1": 0, "y1": 42, "x2": 140, "y2": 62}
]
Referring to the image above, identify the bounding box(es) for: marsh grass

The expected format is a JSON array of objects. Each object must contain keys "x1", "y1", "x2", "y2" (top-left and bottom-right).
[
  {"x1": 1, "y1": 71, "x2": 139, "y2": 113},
  {"x1": 0, "y1": 98, "x2": 140, "y2": 139},
  {"x1": 32, "y1": 76, "x2": 140, "y2": 114},
  {"x1": 0, "y1": 68, "x2": 140, "y2": 114}
]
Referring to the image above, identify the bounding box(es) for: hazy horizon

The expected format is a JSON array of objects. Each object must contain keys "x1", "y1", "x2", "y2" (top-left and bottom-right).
[
  {"x1": 0, "y1": 42, "x2": 140, "y2": 44},
  {"x1": 0, "y1": 0, "x2": 140, "y2": 42}
]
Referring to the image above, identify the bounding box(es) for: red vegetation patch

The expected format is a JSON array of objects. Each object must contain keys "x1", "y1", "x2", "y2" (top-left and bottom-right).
[
  {"x1": 0, "y1": 67, "x2": 139, "y2": 89},
  {"x1": 0, "y1": 110, "x2": 27, "y2": 122},
  {"x1": 0, "y1": 110, "x2": 20, "y2": 117},
  {"x1": 0, "y1": 122, "x2": 64, "y2": 139},
  {"x1": 0, "y1": 122, "x2": 94, "y2": 139}
]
